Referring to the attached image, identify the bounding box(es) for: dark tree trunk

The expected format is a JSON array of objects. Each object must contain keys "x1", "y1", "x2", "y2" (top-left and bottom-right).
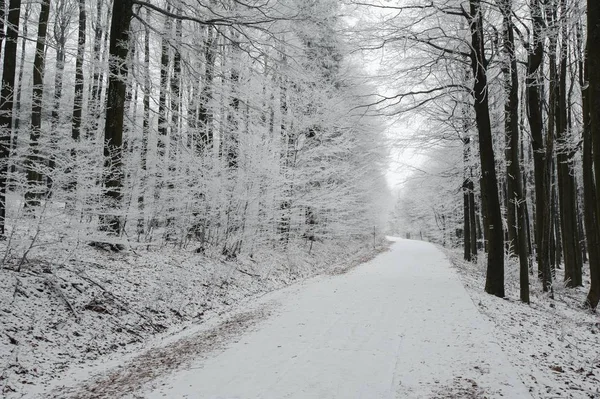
[
  {"x1": 87, "y1": 0, "x2": 105, "y2": 139},
  {"x1": 520, "y1": 114, "x2": 534, "y2": 259},
  {"x1": 583, "y1": 101, "x2": 600, "y2": 307},
  {"x1": 463, "y1": 175, "x2": 478, "y2": 262},
  {"x1": 68, "y1": 0, "x2": 85, "y2": 197},
  {"x1": 576, "y1": 198, "x2": 587, "y2": 265},
  {"x1": 225, "y1": 68, "x2": 240, "y2": 169},
  {"x1": 138, "y1": 8, "x2": 151, "y2": 237},
  {"x1": 555, "y1": 1, "x2": 583, "y2": 287},
  {"x1": 0, "y1": 0, "x2": 21, "y2": 237},
  {"x1": 584, "y1": 3, "x2": 600, "y2": 308},
  {"x1": 550, "y1": 180, "x2": 558, "y2": 272},
  {"x1": 469, "y1": 0, "x2": 504, "y2": 297},
  {"x1": 469, "y1": 180, "x2": 477, "y2": 257},
  {"x1": 551, "y1": 178, "x2": 561, "y2": 271},
  {"x1": 24, "y1": 0, "x2": 50, "y2": 207},
  {"x1": 278, "y1": 67, "x2": 292, "y2": 244},
  {"x1": 547, "y1": 11, "x2": 558, "y2": 275},
  {"x1": 102, "y1": 0, "x2": 133, "y2": 233},
  {"x1": 463, "y1": 177, "x2": 472, "y2": 261},
  {"x1": 588, "y1": 0, "x2": 600, "y2": 266},
  {"x1": 11, "y1": 2, "x2": 28, "y2": 147},
  {"x1": 156, "y1": 6, "x2": 171, "y2": 195},
  {"x1": 169, "y1": 11, "x2": 182, "y2": 172},
  {"x1": 163, "y1": 9, "x2": 182, "y2": 237},
  {"x1": 463, "y1": 122, "x2": 477, "y2": 262},
  {"x1": 500, "y1": 0, "x2": 529, "y2": 302},
  {"x1": 197, "y1": 26, "x2": 215, "y2": 152},
  {"x1": 527, "y1": 0, "x2": 552, "y2": 292},
  {"x1": 591, "y1": 0, "x2": 600, "y2": 233},
  {"x1": 71, "y1": 0, "x2": 86, "y2": 166},
  {"x1": 0, "y1": 0, "x2": 4, "y2": 62},
  {"x1": 48, "y1": 1, "x2": 69, "y2": 193}
]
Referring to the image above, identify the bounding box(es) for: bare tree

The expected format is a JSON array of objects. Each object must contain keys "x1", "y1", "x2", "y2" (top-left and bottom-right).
[
  {"x1": 70, "y1": 0, "x2": 86, "y2": 170},
  {"x1": 102, "y1": 0, "x2": 134, "y2": 233},
  {"x1": 137, "y1": 7, "x2": 151, "y2": 236},
  {"x1": 467, "y1": 0, "x2": 504, "y2": 297},
  {"x1": 48, "y1": 0, "x2": 75, "y2": 192},
  {"x1": 25, "y1": 0, "x2": 51, "y2": 207},
  {"x1": 0, "y1": 0, "x2": 4, "y2": 63},
  {"x1": 586, "y1": 0, "x2": 600, "y2": 308},
  {"x1": 0, "y1": 0, "x2": 21, "y2": 237},
  {"x1": 499, "y1": 0, "x2": 529, "y2": 302}
]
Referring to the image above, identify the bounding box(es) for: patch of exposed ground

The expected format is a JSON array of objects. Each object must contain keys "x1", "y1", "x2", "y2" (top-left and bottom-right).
[
  {"x1": 431, "y1": 376, "x2": 489, "y2": 399},
  {"x1": 54, "y1": 308, "x2": 270, "y2": 399}
]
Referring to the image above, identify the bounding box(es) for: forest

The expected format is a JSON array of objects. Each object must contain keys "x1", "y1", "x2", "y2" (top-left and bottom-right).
[
  {"x1": 0, "y1": 0, "x2": 599, "y2": 397},
  {"x1": 0, "y1": 0, "x2": 391, "y2": 260},
  {"x1": 382, "y1": 0, "x2": 600, "y2": 309},
  {"x1": 0, "y1": 0, "x2": 394, "y2": 394}
]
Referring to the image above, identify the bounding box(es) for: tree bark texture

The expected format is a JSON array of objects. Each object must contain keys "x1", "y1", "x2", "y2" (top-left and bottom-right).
[
  {"x1": 0, "y1": 0, "x2": 21, "y2": 237},
  {"x1": 500, "y1": 0, "x2": 529, "y2": 302},
  {"x1": 87, "y1": 0, "x2": 105, "y2": 139},
  {"x1": 138, "y1": 8, "x2": 151, "y2": 236},
  {"x1": 555, "y1": 3, "x2": 583, "y2": 287},
  {"x1": 72, "y1": 0, "x2": 86, "y2": 143},
  {"x1": 197, "y1": 26, "x2": 215, "y2": 152},
  {"x1": 527, "y1": 0, "x2": 552, "y2": 292},
  {"x1": 469, "y1": 0, "x2": 504, "y2": 298},
  {"x1": 0, "y1": 0, "x2": 5, "y2": 63},
  {"x1": 585, "y1": 0, "x2": 600, "y2": 307},
  {"x1": 102, "y1": 0, "x2": 134, "y2": 233},
  {"x1": 25, "y1": 0, "x2": 50, "y2": 207}
]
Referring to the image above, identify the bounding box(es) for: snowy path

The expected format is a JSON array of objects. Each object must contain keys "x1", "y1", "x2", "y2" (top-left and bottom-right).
[{"x1": 143, "y1": 239, "x2": 531, "y2": 399}]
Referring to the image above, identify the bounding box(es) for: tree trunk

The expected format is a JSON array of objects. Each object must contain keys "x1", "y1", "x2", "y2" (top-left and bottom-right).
[
  {"x1": 552, "y1": 177, "x2": 562, "y2": 271},
  {"x1": 590, "y1": 1, "x2": 600, "y2": 233},
  {"x1": 87, "y1": 0, "x2": 105, "y2": 139},
  {"x1": 588, "y1": 0, "x2": 600, "y2": 274},
  {"x1": 11, "y1": 2, "x2": 28, "y2": 142},
  {"x1": 102, "y1": 0, "x2": 133, "y2": 233},
  {"x1": 555, "y1": 0, "x2": 583, "y2": 287},
  {"x1": 576, "y1": 199, "x2": 587, "y2": 265},
  {"x1": 24, "y1": 0, "x2": 50, "y2": 207},
  {"x1": 70, "y1": 0, "x2": 86, "y2": 193},
  {"x1": 468, "y1": 179, "x2": 477, "y2": 257},
  {"x1": 500, "y1": 0, "x2": 529, "y2": 302},
  {"x1": 520, "y1": 115, "x2": 534, "y2": 259},
  {"x1": 138, "y1": 8, "x2": 151, "y2": 237},
  {"x1": 169, "y1": 10, "x2": 182, "y2": 174},
  {"x1": 527, "y1": 0, "x2": 552, "y2": 292},
  {"x1": 463, "y1": 175, "x2": 472, "y2": 261},
  {"x1": 583, "y1": 3, "x2": 600, "y2": 308},
  {"x1": 0, "y1": 0, "x2": 21, "y2": 237},
  {"x1": 0, "y1": 0, "x2": 5, "y2": 62},
  {"x1": 48, "y1": 1, "x2": 69, "y2": 193},
  {"x1": 469, "y1": 0, "x2": 504, "y2": 297},
  {"x1": 156, "y1": 6, "x2": 171, "y2": 199},
  {"x1": 550, "y1": 179, "x2": 558, "y2": 272},
  {"x1": 225, "y1": 66, "x2": 240, "y2": 169},
  {"x1": 197, "y1": 26, "x2": 215, "y2": 152}
]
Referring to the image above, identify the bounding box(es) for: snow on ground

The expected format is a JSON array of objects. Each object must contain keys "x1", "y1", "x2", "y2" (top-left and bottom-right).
[
  {"x1": 447, "y1": 250, "x2": 600, "y2": 399},
  {"x1": 7, "y1": 236, "x2": 596, "y2": 398},
  {"x1": 55, "y1": 238, "x2": 531, "y2": 398},
  {"x1": 0, "y1": 233, "x2": 386, "y2": 398}
]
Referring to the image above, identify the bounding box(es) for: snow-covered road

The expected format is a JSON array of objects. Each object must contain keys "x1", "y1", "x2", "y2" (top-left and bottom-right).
[{"x1": 143, "y1": 238, "x2": 531, "y2": 398}]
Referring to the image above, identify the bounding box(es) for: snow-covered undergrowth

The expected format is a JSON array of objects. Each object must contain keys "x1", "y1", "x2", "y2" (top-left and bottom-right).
[
  {"x1": 447, "y1": 250, "x2": 600, "y2": 399},
  {"x1": 0, "y1": 236, "x2": 389, "y2": 397}
]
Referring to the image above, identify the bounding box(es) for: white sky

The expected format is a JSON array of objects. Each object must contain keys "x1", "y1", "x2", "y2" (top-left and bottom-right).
[{"x1": 342, "y1": 2, "x2": 429, "y2": 197}]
